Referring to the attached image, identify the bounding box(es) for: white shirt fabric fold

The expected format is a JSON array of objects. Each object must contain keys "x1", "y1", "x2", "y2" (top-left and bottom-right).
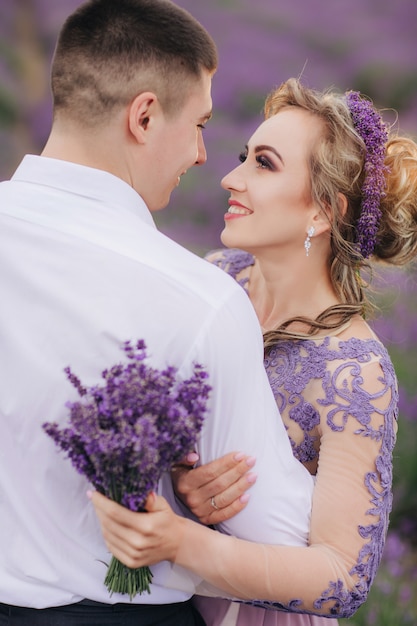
[{"x1": 0, "y1": 156, "x2": 314, "y2": 608}]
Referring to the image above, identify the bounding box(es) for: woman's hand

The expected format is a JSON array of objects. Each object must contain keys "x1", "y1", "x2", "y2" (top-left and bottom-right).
[
  {"x1": 90, "y1": 491, "x2": 185, "y2": 569},
  {"x1": 171, "y1": 451, "x2": 257, "y2": 525}
]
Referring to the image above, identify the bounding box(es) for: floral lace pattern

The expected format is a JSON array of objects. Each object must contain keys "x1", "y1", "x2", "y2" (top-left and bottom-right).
[
  {"x1": 209, "y1": 248, "x2": 254, "y2": 290},
  {"x1": 208, "y1": 248, "x2": 398, "y2": 618}
]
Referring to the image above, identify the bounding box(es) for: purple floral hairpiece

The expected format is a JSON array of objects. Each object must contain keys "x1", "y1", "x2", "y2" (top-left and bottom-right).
[{"x1": 345, "y1": 91, "x2": 389, "y2": 258}]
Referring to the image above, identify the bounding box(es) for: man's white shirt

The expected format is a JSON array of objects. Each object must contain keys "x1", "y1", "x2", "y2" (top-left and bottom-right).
[{"x1": 0, "y1": 156, "x2": 313, "y2": 607}]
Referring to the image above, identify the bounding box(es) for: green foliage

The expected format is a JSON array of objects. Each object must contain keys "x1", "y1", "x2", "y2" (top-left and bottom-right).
[
  {"x1": 340, "y1": 535, "x2": 417, "y2": 625},
  {"x1": 354, "y1": 64, "x2": 417, "y2": 112},
  {"x1": 391, "y1": 417, "x2": 417, "y2": 534},
  {"x1": 0, "y1": 85, "x2": 18, "y2": 126},
  {"x1": 234, "y1": 90, "x2": 265, "y2": 119}
]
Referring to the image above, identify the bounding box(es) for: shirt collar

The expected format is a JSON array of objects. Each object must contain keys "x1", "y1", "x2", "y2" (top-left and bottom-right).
[{"x1": 12, "y1": 155, "x2": 156, "y2": 230}]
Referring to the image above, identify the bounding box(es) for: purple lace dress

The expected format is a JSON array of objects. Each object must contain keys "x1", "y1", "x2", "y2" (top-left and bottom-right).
[{"x1": 194, "y1": 249, "x2": 398, "y2": 626}]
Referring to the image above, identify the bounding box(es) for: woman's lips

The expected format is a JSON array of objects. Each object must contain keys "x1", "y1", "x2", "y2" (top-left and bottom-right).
[{"x1": 225, "y1": 202, "x2": 253, "y2": 220}]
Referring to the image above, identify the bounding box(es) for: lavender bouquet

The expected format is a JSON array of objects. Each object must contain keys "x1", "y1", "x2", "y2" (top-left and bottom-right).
[{"x1": 43, "y1": 339, "x2": 211, "y2": 599}]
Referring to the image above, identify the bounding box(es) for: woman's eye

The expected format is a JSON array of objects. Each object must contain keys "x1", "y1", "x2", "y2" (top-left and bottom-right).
[
  {"x1": 256, "y1": 155, "x2": 272, "y2": 169},
  {"x1": 238, "y1": 152, "x2": 273, "y2": 170}
]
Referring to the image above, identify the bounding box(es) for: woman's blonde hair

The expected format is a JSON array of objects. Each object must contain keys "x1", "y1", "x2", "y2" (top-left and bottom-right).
[{"x1": 262, "y1": 78, "x2": 417, "y2": 347}]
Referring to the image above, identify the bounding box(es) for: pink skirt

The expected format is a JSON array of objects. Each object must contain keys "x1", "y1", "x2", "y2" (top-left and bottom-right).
[{"x1": 193, "y1": 597, "x2": 338, "y2": 626}]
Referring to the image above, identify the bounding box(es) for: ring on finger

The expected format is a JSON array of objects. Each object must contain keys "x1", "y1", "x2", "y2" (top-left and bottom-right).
[{"x1": 210, "y1": 495, "x2": 220, "y2": 510}]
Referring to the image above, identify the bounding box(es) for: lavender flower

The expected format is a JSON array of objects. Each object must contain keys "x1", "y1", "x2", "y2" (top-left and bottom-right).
[
  {"x1": 43, "y1": 339, "x2": 211, "y2": 598},
  {"x1": 345, "y1": 91, "x2": 389, "y2": 259}
]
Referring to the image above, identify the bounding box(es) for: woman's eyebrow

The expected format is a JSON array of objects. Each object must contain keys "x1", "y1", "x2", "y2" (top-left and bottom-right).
[{"x1": 254, "y1": 144, "x2": 284, "y2": 165}]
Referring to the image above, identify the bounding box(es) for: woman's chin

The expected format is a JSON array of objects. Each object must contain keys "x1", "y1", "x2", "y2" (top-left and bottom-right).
[{"x1": 220, "y1": 228, "x2": 239, "y2": 249}]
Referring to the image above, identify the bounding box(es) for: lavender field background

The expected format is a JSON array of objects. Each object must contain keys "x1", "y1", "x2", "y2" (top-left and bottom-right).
[{"x1": 1, "y1": 0, "x2": 416, "y2": 623}]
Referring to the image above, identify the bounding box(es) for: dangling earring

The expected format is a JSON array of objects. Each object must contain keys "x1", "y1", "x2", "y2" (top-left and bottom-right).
[{"x1": 304, "y1": 226, "x2": 315, "y2": 257}]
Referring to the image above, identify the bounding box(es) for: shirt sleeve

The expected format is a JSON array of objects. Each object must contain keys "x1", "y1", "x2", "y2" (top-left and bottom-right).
[{"x1": 184, "y1": 286, "x2": 315, "y2": 547}]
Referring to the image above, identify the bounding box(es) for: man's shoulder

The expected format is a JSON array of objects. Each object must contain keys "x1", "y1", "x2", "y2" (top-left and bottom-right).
[{"x1": 155, "y1": 232, "x2": 244, "y2": 303}]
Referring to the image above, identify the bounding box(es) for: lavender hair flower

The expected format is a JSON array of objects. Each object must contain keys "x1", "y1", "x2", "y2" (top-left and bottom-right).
[
  {"x1": 43, "y1": 340, "x2": 211, "y2": 598},
  {"x1": 346, "y1": 91, "x2": 389, "y2": 259}
]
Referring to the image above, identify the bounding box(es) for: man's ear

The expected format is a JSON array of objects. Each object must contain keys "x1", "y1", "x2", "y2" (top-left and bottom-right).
[{"x1": 128, "y1": 92, "x2": 159, "y2": 144}]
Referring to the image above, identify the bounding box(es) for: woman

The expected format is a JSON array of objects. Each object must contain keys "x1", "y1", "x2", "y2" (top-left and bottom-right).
[{"x1": 91, "y1": 79, "x2": 417, "y2": 624}]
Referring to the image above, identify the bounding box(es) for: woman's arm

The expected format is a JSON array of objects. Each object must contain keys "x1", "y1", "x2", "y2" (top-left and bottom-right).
[{"x1": 91, "y1": 354, "x2": 397, "y2": 618}]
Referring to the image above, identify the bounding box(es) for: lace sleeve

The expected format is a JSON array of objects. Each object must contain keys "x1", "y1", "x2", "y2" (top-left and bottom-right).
[
  {"x1": 300, "y1": 341, "x2": 398, "y2": 615},
  {"x1": 205, "y1": 248, "x2": 255, "y2": 290},
  {"x1": 177, "y1": 340, "x2": 398, "y2": 618}
]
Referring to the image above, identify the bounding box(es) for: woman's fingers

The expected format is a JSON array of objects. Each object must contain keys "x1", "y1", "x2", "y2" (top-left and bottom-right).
[
  {"x1": 90, "y1": 491, "x2": 183, "y2": 568},
  {"x1": 173, "y1": 451, "x2": 200, "y2": 468},
  {"x1": 90, "y1": 492, "x2": 140, "y2": 565},
  {"x1": 172, "y1": 451, "x2": 246, "y2": 490},
  {"x1": 172, "y1": 451, "x2": 257, "y2": 524},
  {"x1": 203, "y1": 470, "x2": 257, "y2": 524}
]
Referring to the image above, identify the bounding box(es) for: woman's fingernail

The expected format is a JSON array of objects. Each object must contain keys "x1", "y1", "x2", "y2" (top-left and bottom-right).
[
  {"x1": 86, "y1": 490, "x2": 93, "y2": 500},
  {"x1": 187, "y1": 452, "x2": 199, "y2": 463},
  {"x1": 246, "y1": 472, "x2": 257, "y2": 484},
  {"x1": 240, "y1": 493, "x2": 250, "y2": 503},
  {"x1": 246, "y1": 456, "x2": 256, "y2": 467},
  {"x1": 234, "y1": 452, "x2": 245, "y2": 461}
]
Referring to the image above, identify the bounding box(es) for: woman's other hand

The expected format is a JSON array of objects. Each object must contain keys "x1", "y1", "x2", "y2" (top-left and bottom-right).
[
  {"x1": 171, "y1": 451, "x2": 257, "y2": 525},
  {"x1": 90, "y1": 491, "x2": 184, "y2": 569}
]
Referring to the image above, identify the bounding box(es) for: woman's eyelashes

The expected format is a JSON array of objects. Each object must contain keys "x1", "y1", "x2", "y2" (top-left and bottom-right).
[
  {"x1": 238, "y1": 151, "x2": 274, "y2": 170},
  {"x1": 255, "y1": 155, "x2": 273, "y2": 170}
]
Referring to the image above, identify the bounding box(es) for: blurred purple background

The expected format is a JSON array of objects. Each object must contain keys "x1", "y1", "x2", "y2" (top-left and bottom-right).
[{"x1": 1, "y1": 2, "x2": 417, "y2": 621}]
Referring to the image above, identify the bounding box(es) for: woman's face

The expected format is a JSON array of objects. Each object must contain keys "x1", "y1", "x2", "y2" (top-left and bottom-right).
[{"x1": 220, "y1": 107, "x2": 324, "y2": 256}]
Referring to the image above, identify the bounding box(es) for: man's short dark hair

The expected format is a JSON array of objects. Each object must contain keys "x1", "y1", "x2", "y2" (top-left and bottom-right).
[{"x1": 51, "y1": 0, "x2": 218, "y2": 126}]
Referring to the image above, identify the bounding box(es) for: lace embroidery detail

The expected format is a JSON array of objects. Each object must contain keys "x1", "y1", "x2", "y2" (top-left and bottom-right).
[
  {"x1": 208, "y1": 247, "x2": 398, "y2": 618},
  {"x1": 207, "y1": 248, "x2": 255, "y2": 289},
  {"x1": 290, "y1": 430, "x2": 318, "y2": 464}
]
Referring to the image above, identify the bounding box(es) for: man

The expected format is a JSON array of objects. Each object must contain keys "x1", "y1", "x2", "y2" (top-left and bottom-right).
[{"x1": 0, "y1": 1, "x2": 313, "y2": 624}]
